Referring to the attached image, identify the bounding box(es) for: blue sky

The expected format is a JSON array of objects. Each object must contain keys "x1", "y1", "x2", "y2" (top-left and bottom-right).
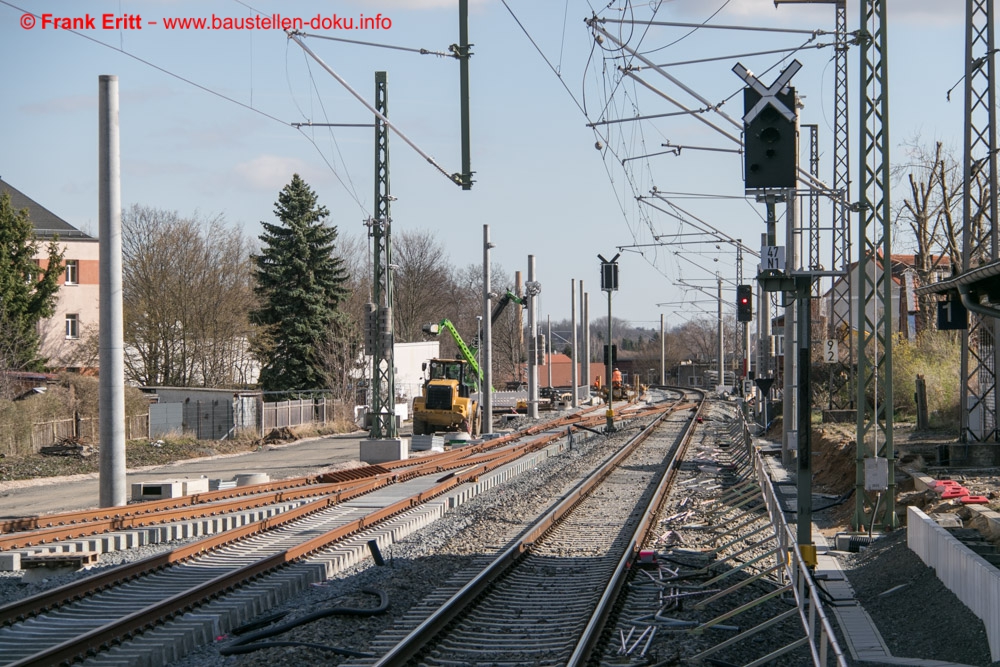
[{"x1": 1, "y1": 0, "x2": 965, "y2": 327}]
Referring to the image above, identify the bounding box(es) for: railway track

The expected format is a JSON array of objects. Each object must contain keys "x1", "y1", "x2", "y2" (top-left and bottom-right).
[
  {"x1": 0, "y1": 398, "x2": 676, "y2": 666},
  {"x1": 347, "y1": 388, "x2": 703, "y2": 666}
]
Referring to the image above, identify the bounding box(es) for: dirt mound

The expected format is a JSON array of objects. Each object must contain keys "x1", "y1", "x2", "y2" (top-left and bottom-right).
[
  {"x1": 263, "y1": 427, "x2": 297, "y2": 443},
  {"x1": 812, "y1": 424, "x2": 856, "y2": 495}
]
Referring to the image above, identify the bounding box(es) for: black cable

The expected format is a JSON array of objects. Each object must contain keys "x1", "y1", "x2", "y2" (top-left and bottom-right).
[
  {"x1": 813, "y1": 489, "x2": 854, "y2": 512},
  {"x1": 219, "y1": 587, "x2": 388, "y2": 657}
]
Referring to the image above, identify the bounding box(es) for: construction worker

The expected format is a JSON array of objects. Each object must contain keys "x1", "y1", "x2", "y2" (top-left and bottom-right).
[{"x1": 612, "y1": 367, "x2": 623, "y2": 387}]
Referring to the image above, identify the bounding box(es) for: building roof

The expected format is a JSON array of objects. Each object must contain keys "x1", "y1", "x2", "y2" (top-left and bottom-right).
[{"x1": 0, "y1": 178, "x2": 93, "y2": 240}]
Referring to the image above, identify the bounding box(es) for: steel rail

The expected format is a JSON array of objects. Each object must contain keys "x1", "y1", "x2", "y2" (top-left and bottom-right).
[
  {"x1": 0, "y1": 407, "x2": 610, "y2": 539},
  {"x1": 370, "y1": 389, "x2": 692, "y2": 666},
  {"x1": 569, "y1": 388, "x2": 706, "y2": 664},
  {"x1": 0, "y1": 401, "x2": 675, "y2": 665}
]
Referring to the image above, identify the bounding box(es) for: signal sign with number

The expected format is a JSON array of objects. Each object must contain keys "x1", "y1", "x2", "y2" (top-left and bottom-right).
[{"x1": 823, "y1": 339, "x2": 838, "y2": 363}]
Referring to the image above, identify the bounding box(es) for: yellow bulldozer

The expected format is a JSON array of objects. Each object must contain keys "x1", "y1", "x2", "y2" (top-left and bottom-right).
[
  {"x1": 411, "y1": 358, "x2": 480, "y2": 436},
  {"x1": 412, "y1": 319, "x2": 483, "y2": 436}
]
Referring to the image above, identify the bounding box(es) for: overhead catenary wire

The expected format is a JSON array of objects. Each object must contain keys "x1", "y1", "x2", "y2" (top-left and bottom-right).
[
  {"x1": 293, "y1": 32, "x2": 454, "y2": 58},
  {"x1": 287, "y1": 31, "x2": 462, "y2": 187},
  {"x1": 299, "y1": 48, "x2": 367, "y2": 211},
  {"x1": 597, "y1": 17, "x2": 829, "y2": 36},
  {"x1": 500, "y1": 0, "x2": 587, "y2": 116},
  {"x1": 284, "y1": 42, "x2": 368, "y2": 214},
  {"x1": 594, "y1": 19, "x2": 835, "y2": 194},
  {"x1": 653, "y1": 41, "x2": 831, "y2": 69},
  {"x1": 0, "y1": 0, "x2": 288, "y2": 127}
]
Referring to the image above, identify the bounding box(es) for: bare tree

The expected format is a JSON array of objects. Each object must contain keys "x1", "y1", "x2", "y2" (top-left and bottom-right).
[
  {"x1": 392, "y1": 230, "x2": 453, "y2": 342},
  {"x1": 449, "y1": 263, "x2": 521, "y2": 384},
  {"x1": 122, "y1": 205, "x2": 256, "y2": 387},
  {"x1": 893, "y1": 138, "x2": 1000, "y2": 335}
]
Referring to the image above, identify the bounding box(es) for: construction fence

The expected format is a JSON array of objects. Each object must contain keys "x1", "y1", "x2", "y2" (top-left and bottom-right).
[
  {"x1": 150, "y1": 395, "x2": 333, "y2": 440},
  {"x1": 0, "y1": 397, "x2": 336, "y2": 457},
  {"x1": 0, "y1": 414, "x2": 150, "y2": 457}
]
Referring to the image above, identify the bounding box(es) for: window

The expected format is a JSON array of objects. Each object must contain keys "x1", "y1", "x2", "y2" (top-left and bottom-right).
[
  {"x1": 26, "y1": 259, "x2": 40, "y2": 284},
  {"x1": 65, "y1": 314, "x2": 79, "y2": 339},
  {"x1": 64, "y1": 260, "x2": 78, "y2": 285}
]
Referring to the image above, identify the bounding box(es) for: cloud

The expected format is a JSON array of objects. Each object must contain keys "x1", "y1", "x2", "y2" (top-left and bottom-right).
[
  {"x1": 19, "y1": 95, "x2": 94, "y2": 115},
  {"x1": 232, "y1": 155, "x2": 312, "y2": 191}
]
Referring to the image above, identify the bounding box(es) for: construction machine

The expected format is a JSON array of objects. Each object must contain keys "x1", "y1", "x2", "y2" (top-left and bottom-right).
[{"x1": 411, "y1": 320, "x2": 482, "y2": 436}]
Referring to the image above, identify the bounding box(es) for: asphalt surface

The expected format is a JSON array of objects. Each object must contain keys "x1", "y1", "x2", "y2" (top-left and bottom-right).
[{"x1": 0, "y1": 432, "x2": 372, "y2": 520}]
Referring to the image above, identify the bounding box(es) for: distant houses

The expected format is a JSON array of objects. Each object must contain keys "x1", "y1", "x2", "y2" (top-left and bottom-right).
[{"x1": 0, "y1": 178, "x2": 99, "y2": 372}]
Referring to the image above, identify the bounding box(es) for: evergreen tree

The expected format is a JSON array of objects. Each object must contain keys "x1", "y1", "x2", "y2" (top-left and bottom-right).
[
  {"x1": 0, "y1": 192, "x2": 64, "y2": 372},
  {"x1": 251, "y1": 175, "x2": 349, "y2": 392}
]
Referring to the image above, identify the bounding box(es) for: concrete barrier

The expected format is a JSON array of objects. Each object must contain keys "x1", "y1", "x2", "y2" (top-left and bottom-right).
[{"x1": 907, "y1": 505, "x2": 1000, "y2": 661}]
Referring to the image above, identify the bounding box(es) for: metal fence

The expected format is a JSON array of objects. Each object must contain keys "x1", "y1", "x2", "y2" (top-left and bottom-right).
[{"x1": 261, "y1": 398, "x2": 328, "y2": 432}]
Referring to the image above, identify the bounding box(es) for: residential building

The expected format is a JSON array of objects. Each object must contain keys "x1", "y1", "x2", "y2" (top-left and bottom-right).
[
  {"x1": 820, "y1": 253, "x2": 950, "y2": 341},
  {"x1": 0, "y1": 178, "x2": 99, "y2": 371}
]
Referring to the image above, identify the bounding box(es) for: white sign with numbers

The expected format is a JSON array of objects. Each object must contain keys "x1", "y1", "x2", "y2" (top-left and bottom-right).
[
  {"x1": 823, "y1": 339, "x2": 838, "y2": 363},
  {"x1": 761, "y1": 246, "x2": 786, "y2": 272}
]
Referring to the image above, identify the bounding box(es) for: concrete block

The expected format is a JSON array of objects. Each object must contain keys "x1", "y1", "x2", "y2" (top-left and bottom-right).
[
  {"x1": 929, "y1": 513, "x2": 964, "y2": 529},
  {"x1": 966, "y1": 505, "x2": 1000, "y2": 541},
  {"x1": 181, "y1": 478, "x2": 210, "y2": 495},
  {"x1": 0, "y1": 552, "x2": 21, "y2": 571},
  {"x1": 235, "y1": 473, "x2": 270, "y2": 486},
  {"x1": 359, "y1": 438, "x2": 409, "y2": 464},
  {"x1": 131, "y1": 480, "x2": 185, "y2": 500}
]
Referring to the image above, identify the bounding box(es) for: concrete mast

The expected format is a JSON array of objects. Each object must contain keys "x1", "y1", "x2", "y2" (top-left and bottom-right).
[{"x1": 98, "y1": 75, "x2": 126, "y2": 508}]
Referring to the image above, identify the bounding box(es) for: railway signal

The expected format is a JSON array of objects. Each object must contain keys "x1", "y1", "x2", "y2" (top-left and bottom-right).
[
  {"x1": 737, "y1": 284, "x2": 753, "y2": 322},
  {"x1": 735, "y1": 61, "x2": 800, "y2": 189}
]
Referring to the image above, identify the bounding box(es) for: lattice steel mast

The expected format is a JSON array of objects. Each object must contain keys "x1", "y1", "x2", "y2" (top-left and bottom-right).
[
  {"x1": 830, "y1": 0, "x2": 854, "y2": 411},
  {"x1": 961, "y1": 0, "x2": 1000, "y2": 443},
  {"x1": 853, "y1": 0, "x2": 896, "y2": 531},
  {"x1": 369, "y1": 71, "x2": 397, "y2": 439}
]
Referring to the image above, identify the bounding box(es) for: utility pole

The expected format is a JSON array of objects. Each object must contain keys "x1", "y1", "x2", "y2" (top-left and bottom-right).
[
  {"x1": 583, "y1": 291, "x2": 591, "y2": 394},
  {"x1": 784, "y1": 189, "x2": 798, "y2": 466},
  {"x1": 571, "y1": 279, "x2": 578, "y2": 408},
  {"x1": 526, "y1": 256, "x2": 539, "y2": 419},
  {"x1": 483, "y1": 224, "x2": 493, "y2": 433},
  {"x1": 579, "y1": 280, "x2": 586, "y2": 400},
  {"x1": 547, "y1": 315, "x2": 553, "y2": 389},
  {"x1": 717, "y1": 273, "x2": 724, "y2": 392},
  {"x1": 660, "y1": 313, "x2": 666, "y2": 385},
  {"x1": 98, "y1": 74, "x2": 125, "y2": 508},
  {"x1": 456, "y1": 0, "x2": 473, "y2": 189}
]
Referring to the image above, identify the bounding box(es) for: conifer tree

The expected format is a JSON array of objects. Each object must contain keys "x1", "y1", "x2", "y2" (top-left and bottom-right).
[
  {"x1": 251, "y1": 175, "x2": 349, "y2": 392},
  {"x1": 0, "y1": 192, "x2": 64, "y2": 373}
]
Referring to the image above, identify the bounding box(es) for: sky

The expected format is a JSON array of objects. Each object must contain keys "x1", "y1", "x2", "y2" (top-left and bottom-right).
[{"x1": 1, "y1": 0, "x2": 967, "y2": 330}]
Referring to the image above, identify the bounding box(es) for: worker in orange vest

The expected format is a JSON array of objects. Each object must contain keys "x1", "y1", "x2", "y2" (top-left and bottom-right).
[{"x1": 612, "y1": 367, "x2": 623, "y2": 387}]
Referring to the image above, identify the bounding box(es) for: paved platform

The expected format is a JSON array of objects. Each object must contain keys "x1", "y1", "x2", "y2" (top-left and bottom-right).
[
  {"x1": 760, "y1": 449, "x2": 981, "y2": 667},
  {"x1": 0, "y1": 432, "x2": 371, "y2": 519}
]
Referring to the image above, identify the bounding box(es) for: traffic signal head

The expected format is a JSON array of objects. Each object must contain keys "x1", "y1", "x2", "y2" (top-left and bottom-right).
[
  {"x1": 743, "y1": 86, "x2": 797, "y2": 189},
  {"x1": 737, "y1": 284, "x2": 753, "y2": 322}
]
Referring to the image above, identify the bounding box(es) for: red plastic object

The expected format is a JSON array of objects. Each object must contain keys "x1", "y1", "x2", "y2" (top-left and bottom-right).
[
  {"x1": 961, "y1": 496, "x2": 989, "y2": 505},
  {"x1": 941, "y1": 487, "x2": 970, "y2": 499},
  {"x1": 933, "y1": 480, "x2": 961, "y2": 494}
]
